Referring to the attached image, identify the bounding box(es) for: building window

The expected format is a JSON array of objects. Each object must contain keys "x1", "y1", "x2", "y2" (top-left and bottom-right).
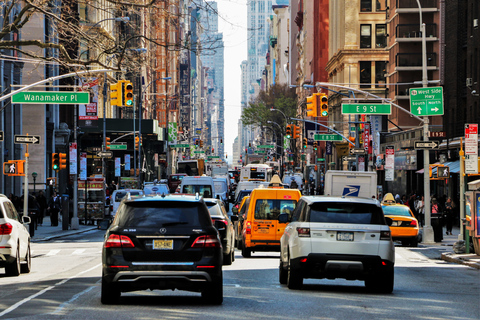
[
  {"x1": 361, "y1": 0, "x2": 372, "y2": 12},
  {"x1": 360, "y1": 25, "x2": 371, "y2": 48},
  {"x1": 360, "y1": 61, "x2": 371, "y2": 88},
  {"x1": 376, "y1": 0, "x2": 387, "y2": 11},
  {"x1": 376, "y1": 24, "x2": 387, "y2": 48},
  {"x1": 375, "y1": 61, "x2": 387, "y2": 87}
]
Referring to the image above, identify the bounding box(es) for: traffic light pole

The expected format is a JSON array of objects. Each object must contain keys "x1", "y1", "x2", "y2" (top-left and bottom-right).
[{"x1": 22, "y1": 144, "x2": 29, "y2": 221}]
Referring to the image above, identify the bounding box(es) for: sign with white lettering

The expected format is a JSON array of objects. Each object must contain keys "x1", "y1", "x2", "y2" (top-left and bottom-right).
[{"x1": 12, "y1": 91, "x2": 90, "y2": 104}]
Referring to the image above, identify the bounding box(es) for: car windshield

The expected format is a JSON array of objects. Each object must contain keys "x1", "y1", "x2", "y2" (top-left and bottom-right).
[
  {"x1": 254, "y1": 199, "x2": 297, "y2": 220},
  {"x1": 182, "y1": 185, "x2": 213, "y2": 198},
  {"x1": 382, "y1": 205, "x2": 412, "y2": 217},
  {"x1": 116, "y1": 201, "x2": 202, "y2": 228},
  {"x1": 308, "y1": 202, "x2": 385, "y2": 225}
]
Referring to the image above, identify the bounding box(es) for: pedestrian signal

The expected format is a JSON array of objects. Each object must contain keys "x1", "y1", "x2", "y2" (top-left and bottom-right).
[{"x1": 3, "y1": 160, "x2": 25, "y2": 176}]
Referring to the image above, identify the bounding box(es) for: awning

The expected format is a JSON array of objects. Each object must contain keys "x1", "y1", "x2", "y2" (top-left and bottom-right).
[
  {"x1": 415, "y1": 162, "x2": 440, "y2": 174},
  {"x1": 415, "y1": 161, "x2": 460, "y2": 174}
]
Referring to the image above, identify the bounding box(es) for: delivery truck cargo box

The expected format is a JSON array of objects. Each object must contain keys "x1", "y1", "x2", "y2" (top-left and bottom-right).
[{"x1": 324, "y1": 170, "x2": 377, "y2": 198}]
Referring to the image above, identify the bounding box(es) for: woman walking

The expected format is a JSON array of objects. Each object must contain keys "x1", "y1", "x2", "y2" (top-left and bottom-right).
[{"x1": 444, "y1": 197, "x2": 455, "y2": 235}]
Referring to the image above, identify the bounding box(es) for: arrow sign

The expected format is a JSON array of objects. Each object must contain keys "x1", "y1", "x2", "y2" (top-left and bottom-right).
[
  {"x1": 97, "y1": 151, "x2": 113, "y2": 158},
  {"x1": 14, "y1": 135, "x2": 41, "y2": 144},
  {"x1": 350, "y1": 148, "x2": 366, "y2": 155},
  {"x1": 414, "y1": 141, "x2": 439, "y2": 149}
]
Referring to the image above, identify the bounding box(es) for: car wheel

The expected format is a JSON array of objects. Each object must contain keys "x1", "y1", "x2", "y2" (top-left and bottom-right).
[
  {"x1": 279, "y1": 259, "x2": 287, "y2": 285},
  {"x1": 365, "y1": 265, "x2": 394, "y2": 293},
  {"x1": 241, "y1": 246, "x2": 251, "y2": 258},
  {"x1": 231, "y1": 249, "x2": 235, "y2": 263},
  {"x1": 101, "y1": 277, "x2": 120, "y2": 304},
  {"x1": 5, "y1": 246, "x2": 21, "y2": 277},
  {"x1": 287, "y1": 257, "x2": 303, "y2": 289},
  {"x1": 202, "y1": 274, "x2": 223, "y2": 305},
  {"x1": 223, "y1": 249, "x2": 233, "y2": 266},
  {"x1": 20, "y1": 244, "x2": 31, "y2": 274},
  {"x1": 237, "y1": 237, "x2": 243, "y2": 250}
]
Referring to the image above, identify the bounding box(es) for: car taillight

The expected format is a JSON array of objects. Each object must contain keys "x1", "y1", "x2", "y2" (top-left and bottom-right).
[
  {"x1": 104, "y1": 234, "x2": 135, "y2": 248},
  {"x1": 0, "y1": 223, "x2": 13, "y2": 235},
  {"x1": 296, "y1": 227, "x2": 310, "y2": 237},
  {"x1": 235, "y1": 204, "x2": 239, "y2": 209},
  {"x1": 410, "y1": 220, "x2": 418, "y2": 227},
  {"x1": 245, "y1": 221, "x2": 251, "y2": 235},
  {"x1": 380, "y1": 230, "x2": 391, "y2": 240},
  {"x1": 191, "y1": 235, "x2": 220, "y2": 248}
]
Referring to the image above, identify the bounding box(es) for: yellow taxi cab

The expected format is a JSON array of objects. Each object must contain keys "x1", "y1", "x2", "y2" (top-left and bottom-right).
[
  {"x1": 381, "y1": 193, "x2": 420, "y2": 247},
  {"x1": 241, "y1": 175, "x2": 301, "y2": 258}
]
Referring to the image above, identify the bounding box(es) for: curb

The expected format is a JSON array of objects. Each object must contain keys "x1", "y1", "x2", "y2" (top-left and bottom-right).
[
  {"x1": 441, "y1": 253, "x2": 480, "y2": 270},
  {"x1": 31, "y1": 226, "x2": 99, "y2": 242}
]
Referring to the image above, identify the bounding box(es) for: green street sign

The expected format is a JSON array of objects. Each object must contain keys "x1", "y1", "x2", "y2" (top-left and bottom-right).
[
  {"x1": 110, "y1": 144, "x2": 127, "y2": 150},
  {"x1": 317, "y1": 158, "x2": 325, "y2": 162},
  {"x1": 257, "y1": 145, "x2": 274, "y2": 149},
  {"x1": 254, "y1": 150, "x2": 266, "y2": 154},
  {"x1": 194, "y1": 151, "x2": 205, "y2": 154},
  {"x1": 341, "y1": 103, "x2": 392, "y2": 115},
  {"x1": 12, "y1": 91, "x2": 90, "y2": 104},
  {"x1": 409, "y1": 86, "x2": 444, "y2": 116},
  {"x1": 314, "y1": 134, "x2": 343, "y2": 141},
  {"x1": 208, "y1": 156, "x2": 220, "y2": 159},
  {"x1": 171, "y1": 144, "x2": 189, "y2": 148}
]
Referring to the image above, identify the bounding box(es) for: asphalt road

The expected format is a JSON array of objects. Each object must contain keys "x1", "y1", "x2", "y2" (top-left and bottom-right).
[{"x1": 0, "y1": 229, "x2": 479, "y2": 320}]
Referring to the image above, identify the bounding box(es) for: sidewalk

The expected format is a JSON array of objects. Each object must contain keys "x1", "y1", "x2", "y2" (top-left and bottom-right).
[{"x1": 30, "y1": 215, "x2": 99, "y2": 242}]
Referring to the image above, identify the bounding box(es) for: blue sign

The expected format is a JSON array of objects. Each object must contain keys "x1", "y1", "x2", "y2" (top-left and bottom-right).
[
  {"x1": 326, "y1": 141, "x2": 332, "y2": 155},
  {"x1": 342, "y1": 185, "x2": 360, "y2": 197}
]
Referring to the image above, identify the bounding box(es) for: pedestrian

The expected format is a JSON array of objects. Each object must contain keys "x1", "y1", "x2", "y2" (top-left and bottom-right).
[
  {"x1": 48, "y1": 191, "x2": 62, "y2": 226},
  {"x1": 395, "y1": 194, "x2": 402, "y2": 204},
  {"x1": 431, "y1": 197, "x2": 443, "y2": 242},
  {"x1": 444, "y1": 197, "x2": 455, "y2": 235},
  {"x1": 36, "y1": 190, "x2": 48, "y2": 226},
  {"x1": 409, "y1": 194, "x2": 417, "y2": 221},
  {"x1": 415, "y1": 195, "x2": 425, "y2": 226},
  {"x1": 27, "y1": 193, "x2": 40, "y2": 235}
]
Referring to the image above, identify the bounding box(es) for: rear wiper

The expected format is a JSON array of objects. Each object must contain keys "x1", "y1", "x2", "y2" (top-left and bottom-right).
[{"x1": 162, "y1": 221, "x2": 189, "y2": 227}]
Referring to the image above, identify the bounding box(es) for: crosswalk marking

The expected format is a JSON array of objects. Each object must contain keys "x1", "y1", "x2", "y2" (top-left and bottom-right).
[
  {"x1": 72, "y1": 249, "x2": 86, "y2": 255},
  {"x1": 47, "y1": 249, "x2": 61, "y2": 256}
]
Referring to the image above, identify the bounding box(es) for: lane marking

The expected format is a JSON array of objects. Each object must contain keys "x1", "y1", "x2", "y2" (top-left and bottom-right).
[
  {"x1": 47, "y1": 249, "x2": 61, "y2": 256},
  {"x1": 52, "y1": 283, "x2": 97, "y2": 314},
  {"x1": 72, "y1": 249, "x2": 86, "y2": 255}
]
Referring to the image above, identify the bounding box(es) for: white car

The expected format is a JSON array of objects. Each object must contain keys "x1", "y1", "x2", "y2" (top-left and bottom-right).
[
  {"x1": 278, "y1": 196, "x2": 395, "y2": 293},
  {"x1": 0, "y1": 194, "x2": 31, "y2": 276},
  {"x1": 110, "y1": 189, "x2": 144, "y2": 216}
]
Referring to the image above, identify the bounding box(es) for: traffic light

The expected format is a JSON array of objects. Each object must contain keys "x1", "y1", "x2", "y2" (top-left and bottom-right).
[
  {"x1": 59, "y1": 153, "x2": 67, "y2": 170},
  {"x1": 46, "y1": 177, "x2": 56, "y2": 187},
  {"x1": 348, "y1": 136, "x2": 355, "y2": 149},
  {"x1": 200, "y1": 140, "x2": 203, "y2": 148},
  {"x1": 293, "y1": 125, "x2": 301, "y2": 139},
  {"x1": 3, "y1": 160, "x2": 25, "y2": 176},
  {"x1": 52, "y1": 153, "x2": 60, "y2": 171},
  {"x1": 286, "y1": 124, "x2": 292, "y2": 139},
  {"x1": 313, "y1": 142, "x2": 318, "y2": 150},
  {"x1": 212, "y1": 147, "x2": 214, "y2": 153},
  {"x1": 105, "y1": 137, "x2": 111, "y2": 150},
  {"x1": 306, "y1": 94, "x2": 317, "y2": 117},
  {"x1": 110, "y1": 81, "x2": 123, "y2": 106},
  {"x1": 124, "y1": 82, "x2": 134, "y2": 106},
  {"x1": 135, "y1": 136, "x2": 140, "y2": 150},
  {"x1": 195, "y1": 139, "x2": 199, "y2": 146},
  {"x1": 220, "y1": 138, "x2": 223, "y2": 144},
  {"x1": 303, "y1": 138, "x2": 308, "y2": 149},
  {"x1": 319, "y1": 93, "x2": 328, "y2": 117}
]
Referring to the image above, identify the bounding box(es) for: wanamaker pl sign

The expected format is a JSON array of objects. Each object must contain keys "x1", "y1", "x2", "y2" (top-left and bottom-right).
[{"x1": 12, "y1": 91, "x2": 90, "y2": 104}]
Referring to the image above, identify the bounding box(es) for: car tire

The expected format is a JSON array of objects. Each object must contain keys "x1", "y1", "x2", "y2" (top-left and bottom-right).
[
  {"x1": 20, "y1": 244, "x2": 31, "y2": 274},
  {"x1": 241, "y1": 246, "x2": 251, "y2": 258},
  {"x1": 287, "y1": 258, "x2": 303, "y2": 289},
  {"x1": 279, "y1": 259, "x2": 287, "y2": 285},
  {"x1": 224, "y1": 249, "x2": 233, "y2": 266},
  {"x1": 202, "y1": 274, "x2": 223, "y2": 305},
  {"x1": 101, "y1": 277, "x2": 120, "y2": 304},
  {"x1": 365, "y1": 265, "x2": 394, "y2": 293},
  {"x1": 237, "y1": 237, "x2": 243, "y2": 250},
  {"x1": 231, "y1": 249, "x2": 235, "y2": 262},
  {"x1": 5, "y1": 246, "x2": 21, "y2": 277}
]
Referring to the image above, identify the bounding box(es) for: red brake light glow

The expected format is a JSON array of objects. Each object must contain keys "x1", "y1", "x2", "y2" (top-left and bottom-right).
[
  {"x1": 410, "y1": 219, "x2": 418, "y2": 227},
  {"x1": 0, "y1": 223, "x2": 13, "y2": 235},
  {"x1": 104, "y1": 234, "x2": 135, "y2": 248}
]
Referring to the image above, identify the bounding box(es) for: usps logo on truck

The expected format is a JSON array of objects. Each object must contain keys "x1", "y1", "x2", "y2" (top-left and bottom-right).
[{"x1": 342, "y1": 185, "x2": 360, "y2": 197}]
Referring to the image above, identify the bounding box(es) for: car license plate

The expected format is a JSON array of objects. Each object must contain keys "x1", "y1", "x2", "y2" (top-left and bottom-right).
[
  {"x1": 337, "y1": 231, "x2": 354, "y2": 241},
  {"x1": 153, "y1": 239, "x2": 173, "y2": 250}
]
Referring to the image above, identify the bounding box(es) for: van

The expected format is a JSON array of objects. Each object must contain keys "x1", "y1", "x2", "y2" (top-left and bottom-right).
[
  {"x1": 180, "y1": 176, "x2": 216, "y2": 199},
  {"x1": 213, "y1": 178, "x2": 229, "y2": 211},
  {"x1": 110, "y1": 189, "x2": 144, "y2": 216},
  {"x1": 241, "y1": 187, "x2": 301, "y2": 258},
  {"x1": 234, "y1": 180, "x2": 269, "y2": 204}
]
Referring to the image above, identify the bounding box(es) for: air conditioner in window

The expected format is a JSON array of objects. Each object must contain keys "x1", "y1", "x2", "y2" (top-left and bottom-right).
[
  {"x1": 467, "y1": 78, "x2": 473, "y2": 86},
  {"x1": 474, "y1": 19, "x2": 478, "y2": 28}
]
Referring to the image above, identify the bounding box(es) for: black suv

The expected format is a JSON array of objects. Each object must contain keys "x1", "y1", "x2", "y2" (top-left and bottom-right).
[{"x1": 101, "y1": 194, "x2": 223, "y2": 304}]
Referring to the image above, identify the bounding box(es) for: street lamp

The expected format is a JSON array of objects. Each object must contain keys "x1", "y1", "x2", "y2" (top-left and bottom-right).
[
  {"x1": 32, "y1": 172, "x2": 37, "y2": 194},
  {"x1": 269, "y1": 108, "x2": 288, "y2": 125}
]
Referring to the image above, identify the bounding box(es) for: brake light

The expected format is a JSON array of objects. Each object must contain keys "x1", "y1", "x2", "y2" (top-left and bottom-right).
[
  {"x1": 0, "y1": 223, "x2": 13, "y2": 235},
  {"x1": 191, "y1": 235, "x2": 221, "y2": 248},
  {"x1": 296, "y1": 227, "x2": 310, "y2": 237},
  {"x1": 380, "y1": 230, "x2": 391, "y2": 240},
  {"x1": 245, "y1": 221, "x2": 252, "y2": 235},
  {"x1": 235, "y1": 204, "x2": 239, "y2": 209},
  {"x1": 104, "y1": 234, "x2": 135, "y2": 248},
  {"x1": 410, "y1": 219, "x2": 418, "y2": 227}
]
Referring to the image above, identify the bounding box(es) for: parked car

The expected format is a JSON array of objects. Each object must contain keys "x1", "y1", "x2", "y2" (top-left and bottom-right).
[
  {"x1": 101, "y1": 193, "x2": 223, "y2": 304},
  {"x1": 167, "y1": 174, "x2": 187, "y2": 193},
  {"x1": 110, "y1": 189, "x2": 144, "y2": 216},
  {"x1": 0, "y1": 194, "x2": 31, "y2": 276},
  {"x1": 204, "y1": 198, "x2": 237, "y2": 265},
  {"x1": 278, "y1": 196, "x2": 395, "y2": 293}
]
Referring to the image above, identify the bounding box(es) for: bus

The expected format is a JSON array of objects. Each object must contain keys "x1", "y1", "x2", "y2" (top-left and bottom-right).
[
  {"x1": 239, "y1": 164, "x2": 273, "y2": 182},
  {"x1": 177, "y1": 159, "x2": 205, "y2": 176}
]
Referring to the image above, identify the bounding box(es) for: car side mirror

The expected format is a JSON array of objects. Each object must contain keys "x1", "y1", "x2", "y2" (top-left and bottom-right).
[
  {"x1": 385, "y1": 217, "x2": 393, "y2": 226},
  {"x1": 22, "y1": 215, "x2": 31, "y2": 224},
  {"x1": 278, "y1": 213, "x2": 289, "y2": 224}
]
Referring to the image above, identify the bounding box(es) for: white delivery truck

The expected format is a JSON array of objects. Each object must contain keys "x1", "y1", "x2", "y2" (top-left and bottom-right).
[{"x1": 324, "y1": 170, "x2": 377, "y2": 198}]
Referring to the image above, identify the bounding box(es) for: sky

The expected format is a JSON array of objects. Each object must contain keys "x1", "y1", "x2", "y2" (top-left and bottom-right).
[{"x1": 216, "y1": 0, "x2": 247, "y2": 163}]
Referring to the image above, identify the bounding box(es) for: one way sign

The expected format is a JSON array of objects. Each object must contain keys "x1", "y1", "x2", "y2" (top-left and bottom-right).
[
  {"x1": 414, "y1": 141, "x2": 439, "y2": 149},
  {"x1": 14, "y1": 135, "x2": 41, "y2": 144}
]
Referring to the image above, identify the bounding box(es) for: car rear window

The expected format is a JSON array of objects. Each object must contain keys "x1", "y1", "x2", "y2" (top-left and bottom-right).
[
  {"x1": 206, "y1": 203, "x2": 222, "y2": 216},
  {"x1": 308, "y1": 202, "x2": 385, "y2": 225},
  {"x1": 254, "y1": 199, "x2": 297, "y2": 220},
  {"x1": 115, "y1": 201, "x2": 205, "y2": 228},
  {"x1": 236, "y1": 190, "x2": 252, "y2": 203},
  {"x1": 382, "y1": 205, "x2": 412, "y2": 217},
  {"x1": 182, "y1": 185, "x2": 213, "y2": 198}
]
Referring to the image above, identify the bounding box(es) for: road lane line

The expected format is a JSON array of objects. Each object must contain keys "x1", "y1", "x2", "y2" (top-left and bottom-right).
[
  {"x1": 52, "y1": 284, "x2": 97, "y2": 314},
  {"x1": 47, "y1": 249, "x2": 61, "y2": 256},
  {"x1": 0, "y1": 263, "x2": 101, "y2": 317}
]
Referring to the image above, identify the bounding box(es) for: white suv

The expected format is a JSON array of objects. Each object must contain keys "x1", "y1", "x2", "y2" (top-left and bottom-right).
[
  {"x1": 0, "y1": 194, "x2": 31, "y2": 276},
  {"x1": 278, "y1": 196, "x2": 395, "y2": 293}
]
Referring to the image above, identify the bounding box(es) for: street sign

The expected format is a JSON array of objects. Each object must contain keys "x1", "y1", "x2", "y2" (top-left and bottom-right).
[
  {"x1": 194, "y1": 151, "x2": 205, "y2": 154},
  {"x1": 414, "y1": 141, "x2": 439, "y2": 149},
  {"x1": 207, "y1": 156, "x2": 220, "y2": 159},
  {"x1": 409, "y1": 87, "x2": 444, "y2": 116},
  {"x1": 254, "y1": 150, "x2": 266, "y2": 154},
  {"x1": 171, "y1": 144, "x2": 190, "y2": 148},
  {"x1": 96, "y1": 151, "x2": 113, "y2": 158},
  {"x1": 342, "y1": 156, "x2": 357, "y2": 161},
  {"x1": 341, "y1": 103, "x2": 392, "y2": 115},
  {"x1": 317, "y1": 158, "x2": 325, "y2": 162},
  {"x1": 110, "y1": 144, "x2": 127, "y2": 150},
  {"x1": 314, "y1": 134, "x2": 343, "y2": 141},
  {"x1": 350, "y1": 148, "x2": 366, "y2": 155},
  {"x1": 12, "y1": 91, "x2": 90, "y2": 104},
  {"x1": 257, "y1": 145, "x2": 274, "y2": 148},
  {"x1": 14, "y1": 135, "x2": 41, "y2": 144}
]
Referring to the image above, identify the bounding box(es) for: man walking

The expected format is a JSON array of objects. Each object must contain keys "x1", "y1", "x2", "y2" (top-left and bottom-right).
[{"x1": 48, "y1": 191, "x2": 62, "y2": 226}]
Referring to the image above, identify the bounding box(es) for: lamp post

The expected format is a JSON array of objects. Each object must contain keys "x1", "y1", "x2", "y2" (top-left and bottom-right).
[
  {"x1": 269, "y1": 108, "x2": 288, "y2": 125},
  {"x1": 32, "y1": 172, "x2": 37, "y2": 194},
  {"x1": 162, "y1": 77, "x2": 172, "y2": 176}
]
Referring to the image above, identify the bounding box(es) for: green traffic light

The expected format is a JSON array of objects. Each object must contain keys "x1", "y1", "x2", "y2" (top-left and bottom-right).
[
  {"x1": 53, "y1": 164, "x2": 59, "y2": 170},
  {"x1": 126, "y1": 100, "x2": 133, "y2": 106}
]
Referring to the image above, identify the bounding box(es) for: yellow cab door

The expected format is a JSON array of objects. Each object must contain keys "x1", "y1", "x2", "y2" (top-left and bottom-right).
[{"x1": 275, "y1": 190, "x2": 301, "y2": 241}]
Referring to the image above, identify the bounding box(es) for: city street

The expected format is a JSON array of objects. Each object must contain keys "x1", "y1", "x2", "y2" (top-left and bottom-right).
[{"x1": 0, "y1": 229, "x2": 478, "y2": 320}]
